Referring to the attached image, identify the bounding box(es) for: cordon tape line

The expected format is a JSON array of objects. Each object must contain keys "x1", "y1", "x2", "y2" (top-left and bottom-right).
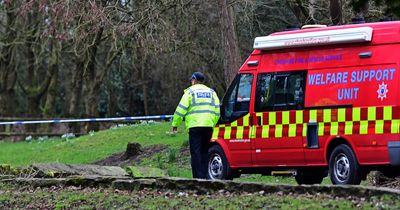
[{"x1": 0, "y1": 115, "x2": 173, "y2": 125}]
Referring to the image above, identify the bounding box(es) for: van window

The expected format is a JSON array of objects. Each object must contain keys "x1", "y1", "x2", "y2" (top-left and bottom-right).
[
  {"x1": 255, "y1": 71, "x2": 306, "y2": 112},
  {"x1": 221, "y1": 74, "x2": 253, "y2": 122}
]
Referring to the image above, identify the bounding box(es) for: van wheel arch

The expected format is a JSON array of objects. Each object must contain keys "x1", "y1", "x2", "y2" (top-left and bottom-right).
[
  {"x1": 326, "y1": 137, "x2": 353, "y2": 163},
  {"x1": 209, "y1": 141, "x2": 232, "y2": 165}
]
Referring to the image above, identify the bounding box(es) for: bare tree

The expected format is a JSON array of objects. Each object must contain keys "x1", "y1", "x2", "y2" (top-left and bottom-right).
[
  {"x1": 0, "y1": 1, "x2": 17, "y2": 117},
  {"x1": 218, "y1": 0, "x2": 242, "y2": 86},
  {"x1": 330, "y1": 0, "x2": 343, "y2": 25},
  {"x1": 16, "y1": 1, "x2": 58, "y2": 117}
]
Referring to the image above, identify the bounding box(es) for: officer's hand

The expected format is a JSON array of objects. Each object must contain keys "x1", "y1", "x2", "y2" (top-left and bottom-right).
[{"x1": 166, "y1": 127, "x2": 178, "y2": 136}]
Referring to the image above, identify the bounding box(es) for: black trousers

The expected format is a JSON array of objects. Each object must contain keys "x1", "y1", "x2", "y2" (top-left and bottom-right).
[{"x1": 188, "y1": 127, "x2": 213, "y2": 179}]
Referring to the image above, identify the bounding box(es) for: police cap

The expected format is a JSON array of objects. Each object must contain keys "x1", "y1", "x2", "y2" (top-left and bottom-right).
[{"x1": 190, "y1": 72, "x2": 205, "y2": 82}]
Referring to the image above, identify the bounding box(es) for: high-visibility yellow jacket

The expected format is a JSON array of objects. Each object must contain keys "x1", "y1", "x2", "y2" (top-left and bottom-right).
[{"x1": 172, "y1": 84, "x2": 220, "y2": 129}]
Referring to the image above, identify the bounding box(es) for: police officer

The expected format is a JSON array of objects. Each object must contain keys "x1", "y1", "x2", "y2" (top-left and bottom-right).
[{"x1": 172, "y1": 72, "x2": 220, "y2": 179}]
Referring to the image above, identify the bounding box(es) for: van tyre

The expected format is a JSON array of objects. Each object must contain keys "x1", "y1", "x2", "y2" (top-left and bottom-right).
[
  {"x1": 329, "y1": 144, "x2": 362, "y2": 185},
  {"x1": 207, "y1": 145, "x2": 233, "y2": 180}
]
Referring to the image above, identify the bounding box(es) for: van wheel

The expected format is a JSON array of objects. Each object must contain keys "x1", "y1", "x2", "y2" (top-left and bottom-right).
[
  {"x1": 207, "y1": 145, "x2": 233, "y2": 180},
  {"x1": 329, "y1": 144, "x2": 362, "y2": 185}
]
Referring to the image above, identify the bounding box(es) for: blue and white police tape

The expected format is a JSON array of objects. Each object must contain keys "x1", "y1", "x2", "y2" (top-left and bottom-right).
[{"x1": 0, "y1": 115, "x2": 173, "y2": 125}]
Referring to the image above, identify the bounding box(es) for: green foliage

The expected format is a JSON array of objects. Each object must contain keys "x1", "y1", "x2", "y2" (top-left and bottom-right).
[
  {"x1": 237, "y1": 174, "x2": 297, "y2": 185},
  {"x1": 166, "y1": 165, "x2": 192, "y2": 178},
  {"x1": 350, "y1": 0, "x2": 370, "y2": 13},
  {"x1": 167, "y1": 148, "x2": 177, "y2": 163},
  {"x1": 0, "y1": 164, "x2": 20, "y2": 175},
  {"x1": 350, "y1": 0, "x2": 400, "y2": 18},
  {"x1": 0, "y1": 164, "x2": 11, "y2": 174},
  {"x1": 236, "y1": 175, "x2": 332, "y2": 185},
  {"x1": 384, "y1": 0, "x2": 400, "y2": 17},
  {"x1": 125, "y1": 166, "x2": 166, "y2": 177},
  {"x1": 154, "y1": 153, "x2": 163, "y2": 169},
  {"x1": 180, "y1": 139, "x2": 189, "y2": 148}
]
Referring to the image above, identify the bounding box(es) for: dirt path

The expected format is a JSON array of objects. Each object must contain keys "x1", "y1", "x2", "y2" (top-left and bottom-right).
[{"x1": 93, "y1": 144, "x2": 168, "y2": 166}]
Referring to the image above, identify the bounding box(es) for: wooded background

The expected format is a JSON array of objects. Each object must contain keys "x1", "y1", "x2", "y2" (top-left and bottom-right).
[{"x1": 0, "y1": 0, "x2": 398, "y2": 120}]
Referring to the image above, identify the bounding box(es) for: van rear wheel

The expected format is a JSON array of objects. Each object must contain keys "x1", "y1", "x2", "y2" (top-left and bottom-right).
[
  {"x1": 329, "y1": 144, "x2": 362, "y2": 185},
  {"x1": 207, "y1": 145, "x2": 233, "y2": 180}
]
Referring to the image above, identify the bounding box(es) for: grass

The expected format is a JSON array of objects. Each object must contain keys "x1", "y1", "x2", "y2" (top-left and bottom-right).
[
  {"x1": 0, "y1": 122, "x2": 187, "y2": 166},
  {"x1": 1, "y1": 182, "x2": 398, "y2": 209},
  {"x1": 0, "y1": 121, "x2": 329, "y2": 184},
  {"x1": 0, "y1": 121, "x2": 353, "y2": 184},
  {"x1": 2, "y1": 122, "x2": 400, "y2": 208}
]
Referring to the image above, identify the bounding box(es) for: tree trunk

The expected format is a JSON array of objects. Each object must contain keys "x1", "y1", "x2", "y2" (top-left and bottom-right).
[
  {"x1": 25, "y1": 95, "x2": 41, "y2": 132},
  {"x1": 42, "y1": 41, "x2": 61, "y2": 133},
  {"x1": 133, "y1": 34, "x2": 149, "y2": 116},
  {"x1": 330, "y1": 0, "x2": 342, "y2": 25},
  {"x1": 0, "y1": 3, "x2": 17, "y2": 117},
  {"x1": 128, "y1": 61, "x2": 141, "y2": 115},
  {"x1": 25, "y1": 44, "x2": 39, "y2": 118},
  {"x1": 67, "y1": 60, "x2": 84, "y2": 134},
  {"x1": 140, "y1": 57, "x2": 149, "y2": 116},
  {"x1": 308, "y1": 0, "x2": 317, "y2": 23},
  {"x1": 107, "y1": 85, "x2": 118, "y2": 116},
  {"x1": 69, "y1": 60, "x2": 84, "y2": 117},
  {"x1": 0, "y1": 88, "x2": 16, "y2": 117},
  {"x1": 42, "y1": 70, "x2": 58, "y2": 133},
  {"x1": 19, "y1": 9, "x2": 53, "y2": 118},
  {"x1": 289, "y1": 0, "x2": 316, "y2": 25},
  {"x1": 0, "y1": 69, "x2": 16, "y2": 117},
  {"x1": 218, "y1": 0, "x2": 241, "y2": 86},
  {"x1": 43, "y1": 41, "x2": 61, "y2": 118},
  {"x1": 84, "y1": 27, "x2": 103, "y2": 132},
  {"x1": 43, "y1": 72, "x2": 58, "y2": 117}
]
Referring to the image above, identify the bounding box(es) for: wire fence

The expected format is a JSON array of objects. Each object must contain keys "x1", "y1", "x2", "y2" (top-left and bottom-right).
[
  {"x1": 0, "y1": 115, "x2": 173, "y2": 140},
  {"x1": 0, "y1": 115, "x2": 173, "y2": 125}
]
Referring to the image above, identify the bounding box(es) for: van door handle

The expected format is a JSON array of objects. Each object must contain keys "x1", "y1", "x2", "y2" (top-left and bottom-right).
[
  {"x1": 257, "y1": 116, "x2": 262, "y2": 125},
  {"x1": 359, "y1": 51, "x2": 372, "y2": 58}
]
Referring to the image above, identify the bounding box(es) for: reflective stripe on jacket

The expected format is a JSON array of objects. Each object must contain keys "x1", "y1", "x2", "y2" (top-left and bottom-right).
[{"x1": 172, "y1": 84, "x2": 220, "y2": 129}]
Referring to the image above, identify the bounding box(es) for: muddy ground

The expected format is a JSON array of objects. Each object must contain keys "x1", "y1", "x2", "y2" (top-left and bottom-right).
[
  {"x1": 93, "y1": 144, "x2": 169, "y2": 166},
  {"x1": 93, "y1": 143, "x2": 190, "y2": 168}
]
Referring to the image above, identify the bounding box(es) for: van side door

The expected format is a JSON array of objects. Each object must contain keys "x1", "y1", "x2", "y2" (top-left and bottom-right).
[
  {"x1": 215, "y1": 73, "x2": 254, "y2": 167},
  {"x1": 252, "y1": 71, "x2": 306, "y2": 166}
]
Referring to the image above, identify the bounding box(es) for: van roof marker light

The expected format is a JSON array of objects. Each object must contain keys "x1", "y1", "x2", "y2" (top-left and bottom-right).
[
  {"x1": 301, "y1": 24, "x2": 327, "y2": 29},
  {"x1": 247, "y1": 60, "x2": 259, "y2": 67},
  {"x1": 253, "y1": 26, "x2": 373, "y2": 50}
]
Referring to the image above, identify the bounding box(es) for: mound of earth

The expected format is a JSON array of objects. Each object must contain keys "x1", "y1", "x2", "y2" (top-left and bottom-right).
[
  {"x1": 367, "y1": 171, "x2": 400, "y2": 189},
  {"x1": 93, "y1": 143, "x2": 168, "y2": 166}
]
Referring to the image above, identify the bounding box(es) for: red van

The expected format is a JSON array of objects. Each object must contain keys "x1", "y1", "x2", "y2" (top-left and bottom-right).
[{"x1": 208, "y1": 21, "x2": 400, "y2": 185}]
